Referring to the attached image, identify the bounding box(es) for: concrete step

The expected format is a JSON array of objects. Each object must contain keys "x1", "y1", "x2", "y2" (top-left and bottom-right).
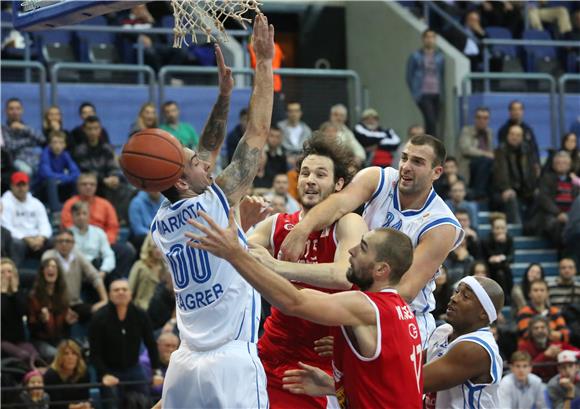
[{"x1": 514, "y1": 249, "x2": 559, "y2": 263}]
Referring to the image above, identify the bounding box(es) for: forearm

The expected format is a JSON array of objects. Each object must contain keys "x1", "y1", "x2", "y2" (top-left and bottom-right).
[
  {"x1": 198, "y1": 94, "x2": 230, "y2": 164},
  {"x1": 95, "y1": 283, "x2": 107, "y2": 302},
  {"x1": 245, "y1": 59, "x2": 273, "y2": 144},
  {"x1": 297, "y1": 194, "x2": 352, "y2": 238},
  {"x1": 276, "y1": 260, "x2": 351, "y2": 290}
]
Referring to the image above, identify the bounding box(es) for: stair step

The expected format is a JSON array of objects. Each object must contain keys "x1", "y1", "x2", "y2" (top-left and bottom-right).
[
  {"x1": 514, "y1": 236, "x2": 551, "y2": 250},
  {"x1": 478, "y1": 211, "x2": 490, "y2": 224},
  {"x1": 511, "y1": 261, "x2": 559, "y2": 279},
  {"x1": 514, "y1": 249, "x2": 559, "y2": 263},
  {"x1": 479, "y1": 224, "x2": 523, "y2": 236}
]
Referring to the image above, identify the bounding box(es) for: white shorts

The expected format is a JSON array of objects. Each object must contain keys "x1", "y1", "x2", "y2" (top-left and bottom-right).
[
  {"x1": 161, "y1": 340, "x2": 268, "y2": 409},
  {"x1": 415, "y1": 311, "x2": 436, "y2": 350}
]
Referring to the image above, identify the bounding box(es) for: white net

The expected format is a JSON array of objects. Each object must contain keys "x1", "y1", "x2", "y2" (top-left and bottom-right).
[{"x1": 170, "y1": 0, "x2": 262, "y2": 47}]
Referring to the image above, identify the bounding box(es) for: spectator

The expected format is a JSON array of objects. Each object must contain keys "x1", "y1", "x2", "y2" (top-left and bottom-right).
[
  {"x1": 516, "y1": 279, "x2": 570, "y2": 343},
  {"x1": 128, "y1": 191, "x2": 163, "y2": 252},
  {"x1": 455, "y1": 209, "x2": 481, "y2": 258},
  {"x1": 43, "y1": 339, "x2": 91, "y2": 409},
  {"x1": 433, "y1": 266, "x2": 452, "y2": 322},
  {"x1": 547, "y1": 350, "x2": 580, "y2": 409},
  {"x1": 159, "y1": 101, "x2": 199, "y2": 149},
  {"x1": 262, "y1": 126, "x2": 288, "y2": 187},
  {"x1": 225, "y1": 108, "x2": 248, "y2": 165},
  {"x1": 1, "y1": 98, "x2": 45, "y2": 176},
  {"x1": 564, "y1": 196, "x2": 580, "y2": 265},
  {"x1": 443, "y1": 238, "x2": 474, "y2": 285},
  {"x1": 69, "y1": 102, "x2": 110, "y2": 151},
  {"x1": 28, "y1": 258, "x2": 76, "y2": 361},
  {"x1": 544, "y1": 133, "x2": 580, "y2": 177},
  {"x1": 37, "y1": 131, "x2": 80, "y2": 213},
  {"x1": 497, "y1": 101, "x2": 540, "y2": 167},
  {"x1": 328, "y1": 104, "x2": 366, "y2": 164},
  {"x1": 353, "y1": 108, "x2": 401, "y2": 167},
  {"x1": 531, "y1": 151, "x2": 579, "y2": 249},
  {"x1": 139, "y1": 332, "x2": 179, "y2": 397},
  {"x1": 42, "y1": 229, "x2": 108, "y2": 321},
  {"x1": 89, "y1": 279, "x2": 162, "y2": 408},
  {"x1": 129, "y1": 102, "x2": 158, "y2": 136},
  {"x1": 68, "y1": 201, "x2": 116, "y2": 281},
  {"x1": 499, "y1": 351, "x2": 547, "y2": 409},
  {"x1": 433, "y1": 156, "x2": 465, "y2": 200},
  {"x1": 1, "y1": 171, "x2": 52, "y2": 268},
  {"x1": 72, "y1": 116, "x2": 133, "y2": 223},
  {"x1": 264, "y1": 173, "x2": 300, "y2": 213},
  {"x1": 468, "y1": 260, "x2": 490, "y2": 278},
  {"x1": 528, "y1": 0, "x2": 572, "y2": 36},
  {"x1": 269, "y1": 193, "x2": 287, "y2": 214},
  {"x1": 493, "y1": 124, "x2": 539, "y2": 224},
  {"x1": 406, "y1": 29, "x2": 444, "y2": 136},
  {"x1": 461, "y1": 10, "x2": 487, "y2": 71},
  {"x1": 147, "y1": 275, "x2": 176, "y2": 333},
  {"x1": 458, "y1": 107, "x2": 494, "y2": 198},
  {"x1": 19, "y1": 370, "x2": 50, "y2": 409},
  {"x1": 512, "y1": 263, "x2": 546, "y2": 312},
  {"x1": 548, "y1": 258, "x2": 580, "y2": 309},
  {"x1": 128, "y1": 236, "x2": 169, "y2": 311},
  {"x1": 1, "y1": 258, "x2": 40, "y2": 369},
  {"x1": 277, "y1": 102, "x2": 312, "y2": 157},
  {"x1": 479, "y1": 1, "x2": 524, "y2": 37},
  {"x1": 445, "y1": 180, "x2": 479, "y2": 229},
  {"x1": 481, "y1": 212, "x2": 514, "y2": 302},
  {"x1": 42, "y1": 106, "x2": 69, "y2": 140}
]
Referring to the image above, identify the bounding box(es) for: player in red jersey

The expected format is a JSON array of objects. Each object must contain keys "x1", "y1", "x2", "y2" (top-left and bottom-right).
[
  {"x1": 186, "y1": 214, "x2": 424, "y2": 409},
  {"x1": 248, "y1": 133, "x2": 368, "y2": 408}
]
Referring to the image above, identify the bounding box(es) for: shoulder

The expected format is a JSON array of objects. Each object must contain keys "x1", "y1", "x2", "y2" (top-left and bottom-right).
[
  {"x1": 336, "y1": 212, "x2": 366, "y2": 234},
  {"x1": 43, "y1": 368, "x2": 61, "y2": 383}
]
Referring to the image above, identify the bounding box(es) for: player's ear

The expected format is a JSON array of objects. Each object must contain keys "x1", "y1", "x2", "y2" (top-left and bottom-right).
[
  {"x1": 375, "y1": 261, "x2": 390, "y2": 279},
  {"x1": 431, "y1": 163, "x2": 444, "y2": 181},
  {"x1": 334, "y1": 177, "x2": 345, "y2": 192},
  {"x1": 174, "y1": 176, "x2": 188, "y2": 192}
]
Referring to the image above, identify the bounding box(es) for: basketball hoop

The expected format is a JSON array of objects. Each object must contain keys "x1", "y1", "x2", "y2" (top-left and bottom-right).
[{"x1": 170, "y1": 0, "x2": 262, "y2": 47}]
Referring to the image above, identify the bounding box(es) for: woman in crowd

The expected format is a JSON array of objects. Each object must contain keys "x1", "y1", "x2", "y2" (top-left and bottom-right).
[
  {"x1": 511, "y1": 262, "x2": 545, "y2": 311},
  {"x1": 129, "y1": 102, "x2": 158, "y2": 136},
  {"x1": 42, "y1": 106, "x2": 69, "y2": 140}
]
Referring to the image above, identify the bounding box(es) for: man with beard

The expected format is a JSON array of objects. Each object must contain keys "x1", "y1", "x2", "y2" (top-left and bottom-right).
[
  {"x1": 248, "y1": 132, "x2": 368, "y2": 408},
  {"x1": 186, "y1": 219, "x2": 423, "y2": 409},
  {"x1": 280, "y1": 134, "x2": 464, "y2": 348}
]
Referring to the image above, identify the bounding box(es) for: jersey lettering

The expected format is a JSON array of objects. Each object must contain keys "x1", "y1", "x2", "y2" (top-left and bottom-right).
[
  {"x1": 156, "y1": 202, "x2": 208, "y2": 235},
  {"x1": 175, "y1": 283, "x2": 224, "y2": 311}
]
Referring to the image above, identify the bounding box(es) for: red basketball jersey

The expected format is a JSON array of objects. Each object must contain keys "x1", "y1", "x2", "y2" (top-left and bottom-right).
[
  {"x1": 332, "y1": 290, "x2": 423, "y2": 409},
  {"x1": 258, "y1": 211, "x2": 340, "y2": 406}
]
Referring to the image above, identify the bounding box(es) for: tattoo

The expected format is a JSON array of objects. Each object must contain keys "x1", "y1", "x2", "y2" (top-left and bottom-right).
[
  {"x1": 198, "y1": 94, "x2": 230, "y2": 162},
  {"x1": 216, "y1": 139, "x2": 261, "y2": 205}
]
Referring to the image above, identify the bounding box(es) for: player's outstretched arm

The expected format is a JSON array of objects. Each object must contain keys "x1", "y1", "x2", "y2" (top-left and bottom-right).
[
  {"x1": 279, "y1": 167, "x2": 381, "y2": 262},
  {"x1": 185, "y1": 209, "x2": 375, "y2": 327},
  {"x1": 197, "y1": 44, "x2": 234, "y2": 169},
  {"x1": 282, "y1": 362, "x2": 336, "y2": 397},
  {"x1": 215, "y1": 14, "x2": 274, "y2": 206}
]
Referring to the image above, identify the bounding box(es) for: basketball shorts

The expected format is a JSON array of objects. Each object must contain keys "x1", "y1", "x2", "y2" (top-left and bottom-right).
[
  {"x1": 414, "y1": 311, "x2": 436, "y2": 350},
  {"x1": 161, "y1": 339, "x2": 268, "y2": 409}
]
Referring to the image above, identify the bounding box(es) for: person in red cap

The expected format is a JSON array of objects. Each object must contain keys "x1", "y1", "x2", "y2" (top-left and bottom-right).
[
  {"x1": 547, "y1": 350, "x2": 580, "y2": 409},
  {"x1": 0, "y1": 172, "x2": 52, "y2": 269}
]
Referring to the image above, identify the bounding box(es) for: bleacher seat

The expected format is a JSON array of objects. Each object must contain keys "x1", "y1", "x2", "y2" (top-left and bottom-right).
[
  {"x1": 484, "y1": 26, "x2": 526, "y2": 91},
  {"x1": 522, "y1": 29, "x2": 561, "y2": 87}
]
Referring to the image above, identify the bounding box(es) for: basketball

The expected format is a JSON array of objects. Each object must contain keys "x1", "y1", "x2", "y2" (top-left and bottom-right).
[{"x1": 120, "y1": 128, "x2": 185, "y2": 192}]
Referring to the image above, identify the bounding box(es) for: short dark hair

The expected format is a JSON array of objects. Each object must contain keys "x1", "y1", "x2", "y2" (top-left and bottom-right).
[
  {"x1": 71, "y1": 200, "x2": 89, "y2": 214},
  {"x1": 239, "y1": 108, "x2": 248, "y2": 118},
  {"x1": 79, "y1": 102, "x2": 95, "y2": 115},
  {"x1": 270, "y1": 124, "x2": 281, "y2": 132},
  {"x1": 445, "y1": 156, "x2": 458, "y2": 165},
  {"x1": 529, "y1": 279, "x2": 548, "y2": 291},
  {"x1": 6, "y1": 98, "x2": 21, "y2": 107},
  {"x1": 296, "y1": 131, "x2": 356, "y2": 185},
  {"x1": 454, "y1": 208, "x2": 470, "y2": 218},
  {"x1": 48, "y1": 130, "x2": 66, "y2": 143},
  {"x1": 373, "y1": 228, "x2": 413, "y2": 284},
  {"x1": 161, "y1": 185, "x2": 180, "y2": 204},
  {"x1": 83, "y1": 115, "x2": 100, "y2": 126},
  {"x1": 475, "y1": 106, "x2": 490, "y2": 115},
  {"x1": 529, "y1": 315, "x2": 550, "y2": 331},
  {"x1": 408, "y1": 134, "x2": 446, "y2": 167},
  {"x1": 509, "y1": 100, "x2": 523, "y2": 110},
  {"x1": 162, "y1": 100, "x2": 178, "y2": 109},
  {"x1": 422, "y1": 29, "x2": 436, "y2": 38},
  {"x1": 56, "y1": 229, "x2": 75, "y2": 239}
]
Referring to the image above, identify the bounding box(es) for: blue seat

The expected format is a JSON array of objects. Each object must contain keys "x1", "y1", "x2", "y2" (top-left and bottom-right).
[
  {"x1": 522, "y1": 29, "x2": 556, "y2": 71},
  {"x1": 485, "y1": 26, "x2": 517, "y2": 58}
]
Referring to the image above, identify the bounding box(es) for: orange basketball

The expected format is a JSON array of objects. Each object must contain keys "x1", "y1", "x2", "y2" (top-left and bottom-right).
[{"x1": 120, "y1": 128, "x2": 185, "y2": 192}]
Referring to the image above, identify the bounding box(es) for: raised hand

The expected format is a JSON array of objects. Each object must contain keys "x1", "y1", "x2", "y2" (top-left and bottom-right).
[
  {"x1": 279, "y1": 226, "x2": 309, "y2": 261},
  {"x1": 282, "y1": 361, "x2": 335, "y2": 397},
  {"x1": 251, "y1": 13, "x2": 274, "y2": 61},
  {"x1": 186, "y1": 209, "x2": 243, "y2": 259},
  {"x1": 239, "y1": 195, "x2": 272, "y2": 231},
  {"x1": 215, "y1": 44, "x2": 233, "y2": 97}
]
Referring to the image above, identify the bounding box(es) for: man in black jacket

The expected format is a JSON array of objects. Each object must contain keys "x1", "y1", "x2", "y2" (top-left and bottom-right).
[{"x1": 497, "y1": 100, "x2": 540, "y2": 168}]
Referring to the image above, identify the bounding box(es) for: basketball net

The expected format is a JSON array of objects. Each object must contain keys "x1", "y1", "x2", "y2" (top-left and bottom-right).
[{"x1": 170, "y1": 0, "x2": 262, "y2": 47}]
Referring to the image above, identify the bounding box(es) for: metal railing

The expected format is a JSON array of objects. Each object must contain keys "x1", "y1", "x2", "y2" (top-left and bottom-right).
[
  {"x1": 0, "y1": 60, "x2": 47, "y2": 115},
  {"x1": 558, "y1": 73, "x2": 580, "y2": 135},
  {"x1": 422, "y1": 1, "x2": 481, "y2": 45},
  {"x1": 460, "y1": 72, "x2": 558, "y2": 146}
]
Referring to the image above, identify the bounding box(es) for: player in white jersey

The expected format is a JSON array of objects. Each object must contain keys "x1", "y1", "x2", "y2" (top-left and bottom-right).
[
  {"x1": 423, "y1": 276, "x2": 504, "y2": 409},
  {"x1": 280, "y1": 134, "x2": 464, "y2": 347},
  {"x1": 150, "y1": 14, "x2": 274, "y2": 409}
]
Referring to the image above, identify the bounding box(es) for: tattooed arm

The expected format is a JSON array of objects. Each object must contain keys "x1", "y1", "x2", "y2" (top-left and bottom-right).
[
  {"x1": 215, "y1": 14, "x2": 274, "y2": 206},
  {"x1": 197, "y1": 44, "x2": 234, "y2": 168}
]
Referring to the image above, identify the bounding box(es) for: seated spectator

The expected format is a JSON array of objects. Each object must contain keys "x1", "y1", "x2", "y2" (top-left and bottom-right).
[
  {"x1": 128, "y1": 191, "x2": 163, "y2": 252},
  {"x1": 528, "y1": 0, "x2": 572, "y2": 36},
  {"x1": 69, "y1": 201, "x2": 116, "y2": 281},
  {"x1": 544, "y1": 132, "x2": 580, "y2": 178},
  {"x1": 433, "y1": 157, "x2": 465, "y2": 200},
  {"x1": 516, "y1": 279, "x2": 570, "y2": 343},
  {"x1": 433, "y1": 266, "x2": 452, "y2": 323},
  {"x1": 468, "y1": 260, "x2": 490, "y2": 278},
  {"x1": 42, "y1": 229, "x2": 108, "y2": 322},
  {"x1": 482, "y1": 212, "x2": 514, "y2": 301},
  {"x1": 1, "y1": 98, "x2": 45, "y2": 176},
  {"x1": 19, "y1": 370, "x2": 50, "y2": 409},
  {"x1": 328, "y1": 104, "x2": 366, "y2": 164},
  {"x1": 479, "y1": 1, "x2": 524, "y2": 37},
  {"x1": 28, "y1": 258, "x2": 77, "y2": 361},
  {"x1": 225, "y1": 108, "x2": 248, "y2": 165},
  {"x1": 89, "y1": 279, "x2": 162, "y2": 407},
  {"x1": 445, "y1": 180, "x2": 479, "y2": 229},
  {"x1": 262, "y1": 127, "x2": 288, "y2": 187},
  {"x1": 269, "y1": 193, "x2": 287, "y2": 214},
  {"x1": 547, "y1": 350, "x2": 580, "y2": 409},
  {"x1": 1, "y1": 172, "x2": 52, "y2": 268},
  {"x1": 72, "y1": 117, "x2": 133, "y2": 223},
  {"x1": 69, "y1": 102, "x2": 110, "y2": 151},
  {"x1": 277, "y1": 102, "x2": 312, "y2": 158},
  {"x1": 455, "y1": 209, "x2": 481, "y2": 258},
  {"x1": 128, "y1": 236, "x2": 169, "y2": 311},
  {"x1": 147, "y1": 275, "x2": 176, "y2": 333},
  {"x1": 458, "y1": 107, "x2": 494, "y2": 199},
  {"x1": 42, "y1": 106, "x2": 69, "y2": 141},
  {"x1": 497, "y1": 101, "x2": 540, "y2": 167},
  {"x1": 139, "y1": 332, "x2": 179, "y2": 397},
  {"x1": 159, "y1": 101, "x2": 199, "y2": 149},
  {"x1": 129, "y1": 102, "x2": 158, "y2": 136},
  {"x1": 564, "y1": 196, "x2": 580, "y2": 265},
  {"x1": 512, "y1": 263, "x2": 546, "y2": 312},
  {"x1": 43, "y1": 339, "x2": 91, "y2": 409},
  {"x1": 499, "y1": 351, "x2": 547, "y2": 409},
  {"x1": 264, "y1": 173, "x2": 300, "y2": 214},
  {"x1": 443, "y1": 239, "x2": 474, "y2": 285},
  {"x1": 37, "y1": 131, "x2": 80, "y2": 213},
  {"x1": 1, "y1": 258, "x2": 40, "y2": 369},
  {"x1": 492, "y1": 125, "x2": 539, "y2": 224},
  {"x1": 548, "y1": 258, "x2": 580, "y2": 309},
  {"x1": 353, "y1": 108, "x2": 400, "y2": 167},
  {"x1": 461, "y1": 10, "x2": 487, "y2": 71}
]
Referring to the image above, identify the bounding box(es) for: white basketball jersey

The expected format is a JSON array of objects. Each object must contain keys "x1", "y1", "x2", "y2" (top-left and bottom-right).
[
  {"x1": 151, "y1": 184, "x2": 260, "y2": 351},
  {"x1": 426, "y1": 324, "x2": 502, "y2": 409},
  {"x1": 362, "y1": 167, "x2": 464, "y2": 315}
]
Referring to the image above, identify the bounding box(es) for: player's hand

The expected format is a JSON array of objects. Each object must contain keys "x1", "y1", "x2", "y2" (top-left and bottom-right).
[
  {"x1": 239, "y1": 195, "x2": 272, "y2": 232},
  {"x1": 186, "y1": 209, "x2": 242, "y2": 259},
  {"x1": 251, "y1": 13, "x2": 274, "y2": 61},
  {"x1": 91, "y1": 300, "x2": 107, "y2": 313},
  {"x1": 215, "y1": 44, "x2": 234, "y2": 97},
  {"x1": 314, "y1": 336, "x2": 334, "y2": 358},
  {"x1": 102, "y1": 374, "x2": 119, "y2": 387},
  {"x1": 279, "y1": 225, "x2": 309, "y2": 262},
  {"x1": 249, "y1": 244, "x2": 278, "y2": 271},
  {"x1": 152, "y1": 374, "x2": 164, "y2": 387},
  {"x1": 282, "y1": 361, "x2": 335, "y2": 397}
]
